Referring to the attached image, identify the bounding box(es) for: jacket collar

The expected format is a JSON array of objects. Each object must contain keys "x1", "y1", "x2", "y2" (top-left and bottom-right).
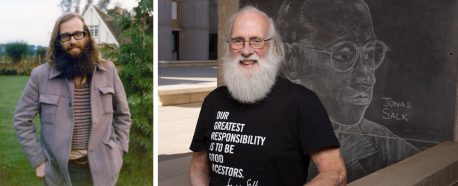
[{"x1": 49, "y1": 63, "x2": 107, "y2": 79}]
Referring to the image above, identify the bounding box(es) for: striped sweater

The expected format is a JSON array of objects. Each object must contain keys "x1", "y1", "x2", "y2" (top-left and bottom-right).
[{"x1": 72, "y1": 83, "x2": 91, "y2": 150}]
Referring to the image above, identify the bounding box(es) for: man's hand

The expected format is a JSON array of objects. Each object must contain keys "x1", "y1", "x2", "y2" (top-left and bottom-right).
[
  {"x1": 35, "y1": 160, "x2": 47, "y2": 178},
  {"x1": 306, "y1": 148, "x2": 347, "y2": 186}
]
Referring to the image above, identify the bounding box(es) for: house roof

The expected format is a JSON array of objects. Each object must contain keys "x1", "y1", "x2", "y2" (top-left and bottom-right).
[
  {"x1": 82, "y1": 5, "x2": 122, "y2": 46},
  {"x1": 92, "y1": 6, "x2": 122, "y2": 43}
]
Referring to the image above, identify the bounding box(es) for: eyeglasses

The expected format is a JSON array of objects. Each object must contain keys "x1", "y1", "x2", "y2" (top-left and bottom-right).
[
  {"x1": 228, "y1": 37, "x2": 272, "y2": 50},
  {"x1": 305, "y1": 40, "x2": 389, "y2": 72},
  {"x1": 59, "y1": 31, "x2": 87, "y2": 42}
]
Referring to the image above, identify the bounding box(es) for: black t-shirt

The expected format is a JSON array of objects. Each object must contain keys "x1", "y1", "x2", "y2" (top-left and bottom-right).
[{"x1": 190, "y1": 77, "x2": 339, "y2": 186}]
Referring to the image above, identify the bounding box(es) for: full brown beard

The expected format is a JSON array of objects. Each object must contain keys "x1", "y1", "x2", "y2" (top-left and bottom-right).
[{"x1": 54, "y1": 42, "x2": 95, "y2": 79}]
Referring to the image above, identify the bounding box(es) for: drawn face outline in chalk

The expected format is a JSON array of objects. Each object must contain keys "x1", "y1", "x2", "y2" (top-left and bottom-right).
[
  {"x1": 278, "y1": 0, "x2": 387, "y2": 125},
  {"x1": 301, "y1": 40, "x2": 389, "y2": 72}
]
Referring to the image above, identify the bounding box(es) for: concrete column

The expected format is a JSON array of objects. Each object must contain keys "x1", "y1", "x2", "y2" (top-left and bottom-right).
[
  {"x1": 179, "y1": 0, "x2": 209, "y2": 60},
  {"x1": 158, "y1": 0, "x2": 173, "y2": 61},
  {"x1": 453, "y1": 0, "x2": 458, "y2": 142},
  {"x1": 217, "y1": 0, "x2": 239, "y2": 86},
  {"x1": 209, "y1": 0, "x2": 218, "y2": 34}
]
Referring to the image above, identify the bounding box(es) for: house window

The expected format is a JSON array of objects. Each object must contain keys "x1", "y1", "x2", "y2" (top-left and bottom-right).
[
  {"x1": 88, "y1": 25, "x2": 99, "y2": 37},
  {"x1": 171, "y1": 1, "x2": 178, "y2": 20},
  {"x1": 171, "y1": 0, "x2": 181, "y2": 29}
]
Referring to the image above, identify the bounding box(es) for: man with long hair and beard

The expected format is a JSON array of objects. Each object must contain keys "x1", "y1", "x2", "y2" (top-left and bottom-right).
[
  {"x1": 189, "y1": 6, "x2": 346, "y2": 186},
  {"x1": 14, "y1": 13, "x2": 131, "y2": 186}
]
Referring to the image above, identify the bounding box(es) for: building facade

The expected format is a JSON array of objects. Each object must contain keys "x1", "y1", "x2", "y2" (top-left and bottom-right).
[
  {"x1": 82, "y1": 5, "x2": 120, "y2": 47},
  {"x1": 158, "y1": 0, "x2": 218, "y2": 61}
]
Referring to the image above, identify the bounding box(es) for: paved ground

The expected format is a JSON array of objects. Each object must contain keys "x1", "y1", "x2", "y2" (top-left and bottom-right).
[
  {"x1": 158, "y1": 66, "x2": 217, "y2": 98},
  {"x1": 158, "y1": 102, "x2": 203, "y2": 186},
  {"x1": 158, "y1": 65, "x2": 217, "y2": 185},
  {"x1": 159, "y1": 66, "x2": 217, "y2": 86},
  {"x1": 158, "y1": 102, "x2": 202, "y2": 155}
]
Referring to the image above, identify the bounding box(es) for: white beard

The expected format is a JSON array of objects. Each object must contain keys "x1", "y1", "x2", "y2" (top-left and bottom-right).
[{"x1": 223, "y1": 48, "x2": 282, "y2": 104}]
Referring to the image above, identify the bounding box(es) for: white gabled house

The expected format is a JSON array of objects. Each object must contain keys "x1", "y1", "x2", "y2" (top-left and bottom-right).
[{"x1": 82, "y1": 5, "x2": 120, "y2": 47}]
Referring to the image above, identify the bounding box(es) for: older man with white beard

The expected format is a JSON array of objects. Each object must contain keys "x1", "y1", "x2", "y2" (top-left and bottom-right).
[{"x1": 189, "y1": 6, "x2": 346, "y2": 186}]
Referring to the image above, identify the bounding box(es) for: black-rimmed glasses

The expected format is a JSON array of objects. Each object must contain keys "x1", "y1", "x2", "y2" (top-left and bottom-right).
[
  {"x1": 304, "y1": 40, "x2": 389, "y2": 72},
  {"x1": 228, "y1": 37, "x2": 272, "y2": 50},
  {"x1": 59, "y1": 31, "x2": 87, "y2": 42}
]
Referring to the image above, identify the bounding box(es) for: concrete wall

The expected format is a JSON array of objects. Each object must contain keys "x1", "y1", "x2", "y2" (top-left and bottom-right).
[
  {"x1": 179, "y1": 0, "x2": 209, "y2": 60},
  {"x1": 158, "y1": 0, "x2": 173, "y2": 61},
  {"x1": 349, "y1": 142, "x2": 458, "y2": 186},
  {"x1": 159, "y1": 0, "x2": 219, "y2": 61},
  {"x1": 217, "y1": 0, "x2": 239, "y2": 86},
  {"x1": 209, "y1": 0, "x2": 218, "y2": 34}
]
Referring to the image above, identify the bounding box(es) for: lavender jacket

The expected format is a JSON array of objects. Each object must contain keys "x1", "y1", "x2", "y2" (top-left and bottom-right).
[{"x1": 14, "y1": 62, "x2": 131, "y2": 186}]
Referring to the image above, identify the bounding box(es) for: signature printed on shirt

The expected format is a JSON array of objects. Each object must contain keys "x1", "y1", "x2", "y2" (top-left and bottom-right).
[{"x1": 226, "y1": 178, "x2": 259, "y2": 186}]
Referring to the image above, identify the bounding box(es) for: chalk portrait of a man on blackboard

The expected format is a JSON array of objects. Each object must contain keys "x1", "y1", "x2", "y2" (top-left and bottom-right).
[{"x1": 275, "y1": 0, "x2": 420, "y2": 181}]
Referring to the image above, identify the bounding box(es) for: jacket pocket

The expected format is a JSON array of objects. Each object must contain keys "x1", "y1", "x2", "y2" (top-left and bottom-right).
[
  {"x1": 98, "y1": 87, "x2": 115, "y2": 114},
  {"x1": 105, "y1": 139, "x2": 123, "y2": 180},
  {"x1": 39, "y1": 94, "x2": 59, "y2": 124},
  {"x1": 43, "y1": 157, "x2": 65, "y2": 185}
]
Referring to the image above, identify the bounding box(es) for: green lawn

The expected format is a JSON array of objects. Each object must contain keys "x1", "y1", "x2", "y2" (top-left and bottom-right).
[
  {"x1": 0, "y1": 75, "x2": 152, "y2": 185},
  {"x1": 0, "y1": 75, "x2": 39, "y2": 185}
]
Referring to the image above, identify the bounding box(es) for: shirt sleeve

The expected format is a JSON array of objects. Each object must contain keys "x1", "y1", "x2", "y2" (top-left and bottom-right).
[
  {"x1": 299, "y1": 91, "x2": 340, "y2": 155},
  {"x1": 111, "y1": 62, "x2": 132, "y2": 153},
  {"x1": 13, "y1": 67, "x2": 47, "y2": 168},
  {"x1": 189, "y1": 96, "x2": 212, "y2": 152}
]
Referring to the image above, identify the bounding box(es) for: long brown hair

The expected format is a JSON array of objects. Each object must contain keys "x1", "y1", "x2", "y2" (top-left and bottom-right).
[{"x1": 46, "y1": 12, "x2": 104, "y2": 65}]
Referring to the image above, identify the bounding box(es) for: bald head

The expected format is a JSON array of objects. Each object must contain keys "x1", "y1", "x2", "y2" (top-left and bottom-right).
[
  {"x1": 229, "y1": 6, "x2": 271, "y2": 38},
  {"x1": 227, "y1": 6, "x2": 285, "y2": 61}
]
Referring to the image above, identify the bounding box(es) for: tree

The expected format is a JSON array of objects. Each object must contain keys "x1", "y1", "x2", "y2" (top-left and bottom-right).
[
  {"x1": 82, "y1": 0, "x2": 94, "y2": 14},
  {"x1": 5, "y1": 42, "x2": 28, "y2": 64},
  {"x1": 35, "y1": 46, "x2": 47, "y2": 56},
  {"x1": 0, "y1": 44, "x2": 6, "y2": 55},
  {"x1": 60, "y1": 0, "x2": 81, "y2": 13},
  {"x1": 104, "y1": 0, "x2": 153, "y2": 184},
  {"x1": 97, "y1": 0, "x2": 110, "y2": 11},
  {"x1": 35, "y1": 46, "x2": 47, "y2": 64},
  {"x1": 27, "y1": 45, "x2": 36, "y2": 56}
]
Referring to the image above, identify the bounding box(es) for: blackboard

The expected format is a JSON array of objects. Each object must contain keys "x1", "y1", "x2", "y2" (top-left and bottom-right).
[{"x1": 239, "y1": 0, "x2": 457, "y2": 181}]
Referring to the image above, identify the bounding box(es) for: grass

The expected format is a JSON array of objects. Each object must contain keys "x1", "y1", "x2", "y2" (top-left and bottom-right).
[
  {"x1": 0, "y1": 75, "x2": 39, "y2": 185},
  {"x1": 0, "y1": 75, "x2": 152, "y2": 185}
]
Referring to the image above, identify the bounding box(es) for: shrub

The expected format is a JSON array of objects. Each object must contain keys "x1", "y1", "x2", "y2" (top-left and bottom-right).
[
  {"x1": 5, "y1": 42, "x2": 28, "y2": 64},
  {"x1": 0, "y1": 61, "x2": 37, "y2": 75}
]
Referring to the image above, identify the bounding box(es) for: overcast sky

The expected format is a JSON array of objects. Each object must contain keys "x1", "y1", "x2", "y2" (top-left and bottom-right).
[{"x1": 0, "y1": 0, "x2": 138, "y2": 46}]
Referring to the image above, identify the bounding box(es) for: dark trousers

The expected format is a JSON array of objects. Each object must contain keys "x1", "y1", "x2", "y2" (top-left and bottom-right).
[{"x1": 68, "y1": 160, "x2": 93, "y2": 186}]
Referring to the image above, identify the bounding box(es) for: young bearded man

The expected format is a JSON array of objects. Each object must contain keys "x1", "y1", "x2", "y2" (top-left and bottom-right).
[{"x1": 14, "y1": 13, "x2": 131, "y2": 186}]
